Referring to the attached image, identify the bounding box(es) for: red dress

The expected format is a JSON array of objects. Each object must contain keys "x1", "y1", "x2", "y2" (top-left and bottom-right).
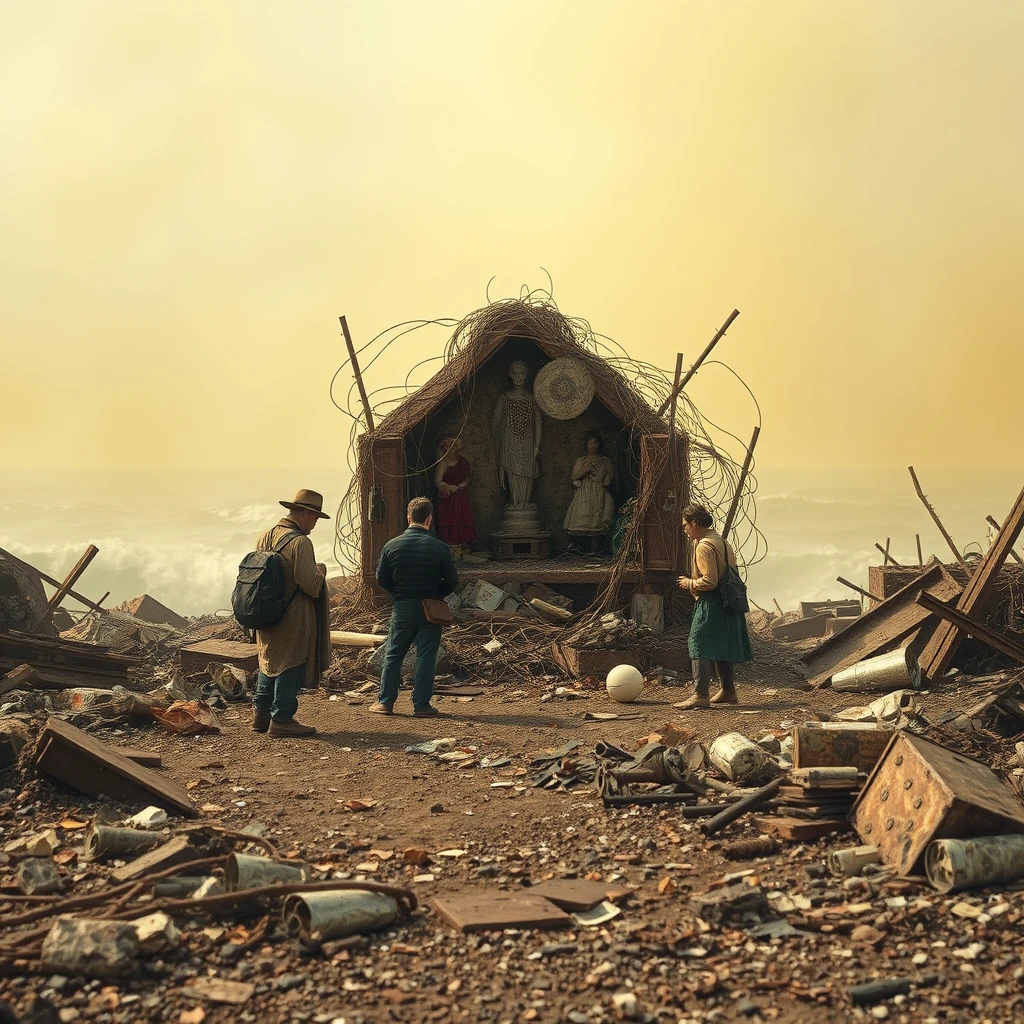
[{"x1": 436, "y1": 457, "x2": 476, "y2": 545}]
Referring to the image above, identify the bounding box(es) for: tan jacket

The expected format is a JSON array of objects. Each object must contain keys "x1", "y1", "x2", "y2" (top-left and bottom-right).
[
  {"x1": 687, "y1": 530, "x2": 738, "y2": 597},
  {"x1": 254, "y1": 518, "x2": 325, "y2": 680}
]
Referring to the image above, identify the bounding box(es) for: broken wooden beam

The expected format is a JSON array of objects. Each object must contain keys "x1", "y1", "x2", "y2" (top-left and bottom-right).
[
  {"x1": 836, "y1": 577, "x2": 882, "y2": 604},
  {"x1": 987, "y1": 515, "x2": 1023, "y2": 565},
  {"x1": 804, "y1": 566, "x2": 961, "y2": 688},
  {"x1": 45, "y1": 545, "x2": 99, "y2": 617},
  {"x1": 915, "y1": 591, "x2": 1024, "y2": 668},
  {"x1": 1, "y1": 663, "x2": 39, "y2": 697},
  {"x1": 874, "y1": 543, "x2": 900, "y2": 567},
  {"x1": 1, "y1": 548, "x2": 107, "y2": 614},
  {"x1": 919, "y1": 482, "x2": 1024, "y2": 682},
  {"x1": 34, "y1": 717, "x2": 197, "y2": 817},
  {"x1": 339, "y1": 315, "x2": 375, "y2": 433},
  {"x1": 909, "y1": 466, "x2": 967, "y2": 570}
]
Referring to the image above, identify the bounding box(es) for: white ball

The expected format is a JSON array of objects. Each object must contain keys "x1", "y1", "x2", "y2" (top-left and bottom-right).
[{"x1": 606, "y1": 664, "x2": 644, "y2": 703}]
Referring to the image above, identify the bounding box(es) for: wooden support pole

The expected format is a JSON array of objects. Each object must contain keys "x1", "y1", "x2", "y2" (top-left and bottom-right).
[
  {"x1": 919, "y1": 481, "x2": 1024, "y2": 680},
  {"x1": 874, "y1": 543, "x2": 900, "y2": 566},
  {"x1": 339, "y1": 315, "x2": 375, "y2": 433},
  {"x1": 46, "y1": 546, "x2": 99, "y2": 617},
  {"x1": 908, "y1": 466, "x2": 967, "y2": 569},
  {"x1": 772, "y1": 598, "x2": 784, "y2": 618},
  {"x1": 665, "y1": 352, "x2": 684, "y2": 466},
  {"x1": 916, "y1": 534, "x2": 924, "y2": 568},
  {"x1": 916, "y1": 591, "x2": 1024, "y2": 667},
  {"x1": 0, "y1": 550, "x2": 106, "y2": 614},
  {"x1": 987, "y1": 515, "x2": 1023, "y2": 564},
  {"x1": 836, "y1": 576, "x2": 882, "y2": 603},
  {"x1": 721, "y1": 425, "x2": 760, "y2": 543},
  {"x1": 656, "y1": 309, "x2": 740, "y2": 416}
]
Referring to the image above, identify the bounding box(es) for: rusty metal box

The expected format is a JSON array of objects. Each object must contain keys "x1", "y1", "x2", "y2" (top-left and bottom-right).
[{"x1": 851, "y1": 732, "x2": 1024, "y2": 876}]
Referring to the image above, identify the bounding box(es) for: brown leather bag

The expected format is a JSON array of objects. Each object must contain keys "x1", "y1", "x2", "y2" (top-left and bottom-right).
[{"x1": 422, "y1": 598, "x2": 454, "y2": 625}]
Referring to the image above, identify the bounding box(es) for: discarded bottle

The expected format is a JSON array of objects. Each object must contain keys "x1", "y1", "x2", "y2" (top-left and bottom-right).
[
  {"x1": 925, "y1": 834, "x2": 1024, "y2": 893},
  {"x1": 283, "y1": 890, "x2": 399, "y2": 942}
]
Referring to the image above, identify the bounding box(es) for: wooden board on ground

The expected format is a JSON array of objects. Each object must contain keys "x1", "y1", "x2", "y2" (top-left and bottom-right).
[
  {"x1": 433, "y1": 685, "x2": 486, "y2": 697},
  {"x1": 777, "y1": 785, "x2": 856, "y2": 804},
  {"x1": 551, "y1": 644, "x2": 645, "y2": 679},
  {"x1": 772, "y1": 613, "x2": 833, "y2": 642},
  {"x1": 782, "y1": 804, "x2": 855, "y2": 820},
  {"x1": 525, "y1": 879, "x2": 634, "y2": 912},
  {"x1": 755, "y1": 816, "x2": 851, "y2": 841},
  {"x1": 792, "y1": 724, "x2": 891, "y2": 774},
  {"x1": 109, "y1": 746, "x2": 162, "y2": 768},
  {"x1": 178, "y1": 640, "x2": 259, "y2": 674},
  {"x1": 110, "y1": 835, "x2": 197, "y2": 883},
  {"x1": 800, "y1": 565, "x2": 961, "y2": 688},
  {"x1": 919, "y1": 484, "x2": 1024, "y2": 682},
  {"x1": 434, "y1": 892, "x2": 572, "y2": 933},
  {"x1": 34, "y1": 717, "x2": 197, "y2": 817}
]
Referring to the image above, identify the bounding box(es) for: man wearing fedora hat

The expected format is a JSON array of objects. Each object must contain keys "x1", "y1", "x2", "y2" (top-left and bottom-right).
[{"x1": 252, "y1": 488, "x2": 330, "y2": 738}]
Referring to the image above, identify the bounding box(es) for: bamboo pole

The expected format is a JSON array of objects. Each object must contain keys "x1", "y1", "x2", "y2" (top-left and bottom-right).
[
  {"x1": 837, "y1": 576, "x2": 882, "y2": 603},
  {"x1": 908, "y1": 466, "x2": 967, "y2": 569},
  {"x1": 339, "y1": 315, "x2": 375, "y2": 433},
  {"x1": 656, "y1": 310, "x2": 740, "y2": 416},
  {"x1": 987, "y1": 515, "x2": 1023, "y2": 564},
  {"x1": 722, "y1": 425, "x2": 760, "y2": 543},
  {"x1": 916, "y1": 534, "x2": 924, "y2": 568}
]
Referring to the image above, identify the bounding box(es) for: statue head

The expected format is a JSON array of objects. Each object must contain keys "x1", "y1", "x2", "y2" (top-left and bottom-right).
[{"x1": 508, "y1": 359, "x2": 529, "y2": 387}]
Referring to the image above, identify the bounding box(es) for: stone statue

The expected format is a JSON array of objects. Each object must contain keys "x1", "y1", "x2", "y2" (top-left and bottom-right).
[{"x1": 491, "y1": 359, "x2": 543, "y2": 508}]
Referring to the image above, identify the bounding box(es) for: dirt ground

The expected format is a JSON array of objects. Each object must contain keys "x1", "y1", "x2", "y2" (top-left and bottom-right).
[{"x1": 2, "y1": 661, "x2": 1024, "y2": 1024}]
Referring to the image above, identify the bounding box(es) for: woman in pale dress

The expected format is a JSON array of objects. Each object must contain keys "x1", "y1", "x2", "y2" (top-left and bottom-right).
[{"x1": 564, "y1": 431, "x2": 615, "y2": 554}]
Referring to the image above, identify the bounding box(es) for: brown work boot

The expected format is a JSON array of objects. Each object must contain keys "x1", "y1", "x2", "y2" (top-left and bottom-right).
[
  {"x1": 413, "y1": 705, "x2": 441, "y2": 718},
  {"x1": 368, "y1": 702, "x2": 394, "y2": 715},
  {"x1": 710, "y1": 687, "x2": 739, "y2": 705},
  {"x1": 674, "y1": 693, "x2": 710, "y2": 710},
  {"x1": 268, "y1": 719, "x2": 317, "y2": 738},
  {"x1": 252, "y1": 709, "x2": 271, "y2": 733}
]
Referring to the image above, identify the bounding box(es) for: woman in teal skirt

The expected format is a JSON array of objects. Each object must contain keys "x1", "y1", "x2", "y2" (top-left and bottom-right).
[{"x1": 676, "y1": 504, "x2": 752, "y2": 709}]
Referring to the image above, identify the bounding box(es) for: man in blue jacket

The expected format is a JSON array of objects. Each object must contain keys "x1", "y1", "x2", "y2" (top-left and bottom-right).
[{"x1": 371, "y1": 497, "x2": 458, "y2": 717}]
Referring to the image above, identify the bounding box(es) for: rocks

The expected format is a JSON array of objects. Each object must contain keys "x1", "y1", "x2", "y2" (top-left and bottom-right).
[
  {"x1": 17, "y1": 857, "x2": 62, "y2": 895},
  {"x1": 41, "y1": 918, "x2": 140, "y2": 978},
  {"x1": 367, "y1": 640, "x2": 448, "y2": 681},
  {"x1": 692, "y1": 882, "x2": 772, "y2": 927}
]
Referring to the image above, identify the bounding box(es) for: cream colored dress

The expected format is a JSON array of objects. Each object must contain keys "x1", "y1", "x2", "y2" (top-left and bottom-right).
[{"x1": 564, "y1": 455, "x2": 615, "y2": 534}]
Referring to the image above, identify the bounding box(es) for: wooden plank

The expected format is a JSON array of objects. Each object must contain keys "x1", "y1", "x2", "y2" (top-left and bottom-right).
[
  {"x1": 46, "y1": 545, "x2": 99, "y2": 616},
  {"x1": 178, "y1": 640, "x2": 259, "y2": 674},
  {"x1": 0, "y1": 548, "x2": 107, "y2": 614},
  {"x1": 551, "y1": 644, "x2": 644, "y2": 679},
  {"x1": 722, "y1": 425, "x2": 760, "y2": 542},
  {"x1": 1, "y1": 663, "x2": 39, "y2": 697},
  {"x1": 801, "y1": 565, "x2": 961, "y2": 688},
  {"x1": 772, "y1": 613, "x2": 832, "y2": 642},
  {"x1": 919, "y1": 482, "x2": 1024, "y2": 681},
  {"x1": 433, "y1": 892, "x2": 572, "y2": 933},
  {"x1": 792, "y1": 724, "x2": 892, "y2": 774},
  {"x1": 754, "y1": 816, "x2": 850, "y2": 841},
  {"x1": 359, "y1": 435, "x2": 407, "y2": 583},
  {"x1": 34, "y1": 717, "x2": 197, "y2": 817},
  {"x1": 109, "y1": 747, "x2": 163, "y2": 768},
  {"x1": 916, "y1": 591, "x2": 1024, "y2": 667},
  {"x1": 109, "y1": 835, "x2": 196, "y2": 883},
  {"x1": 525, "y1": 880, "x2": 633, "y2": 912},
  {"x1": 640, "y1": 434, "x2": 675, "y2": 571}
]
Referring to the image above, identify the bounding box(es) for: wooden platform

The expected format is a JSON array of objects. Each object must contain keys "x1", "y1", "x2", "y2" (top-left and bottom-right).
[{"x1": 456, "y1": 556, "x2": 665, "y2": 585}]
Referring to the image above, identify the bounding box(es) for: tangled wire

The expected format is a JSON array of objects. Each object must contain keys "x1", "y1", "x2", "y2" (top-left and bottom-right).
[{"x1": 328, "y1": 281, "x2": 767, "y2": 622}]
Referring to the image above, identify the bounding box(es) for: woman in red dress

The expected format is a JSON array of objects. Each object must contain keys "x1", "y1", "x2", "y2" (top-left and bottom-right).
[{"x1": 434, "y1": 436, "x2": 476, "y2": 559}]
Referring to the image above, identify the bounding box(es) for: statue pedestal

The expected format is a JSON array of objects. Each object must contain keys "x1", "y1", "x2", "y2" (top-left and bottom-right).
[{"x1": 492, "y1": 504, "x2": 550, "y2": 560}]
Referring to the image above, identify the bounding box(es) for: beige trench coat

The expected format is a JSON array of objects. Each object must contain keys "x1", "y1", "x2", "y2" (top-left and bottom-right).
[{"x1": 254, "y1": 517, "x2": 325, "y2": 681}]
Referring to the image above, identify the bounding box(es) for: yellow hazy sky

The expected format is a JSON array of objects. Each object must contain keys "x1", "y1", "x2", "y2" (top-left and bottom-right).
[{"x1": 3, "y1": 0, "x2": 1022, "y2": 472}]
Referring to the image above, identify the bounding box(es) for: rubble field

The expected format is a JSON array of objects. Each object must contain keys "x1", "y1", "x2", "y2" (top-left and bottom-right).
[{"x1": 4, "y1": 662, "x2": 1024, "y2": 1024}]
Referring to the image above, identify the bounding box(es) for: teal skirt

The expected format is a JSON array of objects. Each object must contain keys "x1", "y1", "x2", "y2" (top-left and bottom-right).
[{"x1": 689, "y1": 588, "x2": 753, "y2": 663}]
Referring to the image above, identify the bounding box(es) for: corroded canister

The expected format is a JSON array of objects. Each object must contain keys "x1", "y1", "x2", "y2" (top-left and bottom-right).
[
  {"x1": 282, "y1": 890, "x2": 399, "y2": 942},
  {"x1": 224, "y1": 853, "x2": 309, "y2": 892},
  {"x1": 832, "y1": 648, "x2": 920, "y2": 692},
  {"x1": 925, "y1": 834, "x2": 1024, "y2": 893},
  {"x1": 828, "y1": 845, "x2": 881, "y2": 877}
]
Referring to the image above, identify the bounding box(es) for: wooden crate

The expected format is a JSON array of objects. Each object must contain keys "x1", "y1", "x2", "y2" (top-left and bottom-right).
[
  {"x1": 851, "y1": 732, "x2": 1024, "y2": 876},
  {"x1": 551, "y1": 644, "x2": 645, "y2": 678},
  {"x1": 179, "y1": 639, "x2": 259, "y2": 674}
]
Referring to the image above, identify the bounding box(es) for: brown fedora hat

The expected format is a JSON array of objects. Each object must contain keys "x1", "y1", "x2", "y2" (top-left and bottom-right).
[{"x1": 280, "y1": 488, "x2": 331, "y2": 520}]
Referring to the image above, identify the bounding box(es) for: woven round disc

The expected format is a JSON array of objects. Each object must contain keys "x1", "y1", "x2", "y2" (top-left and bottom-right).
[{"x1": 533, "y1": 357, "x2": 595, "y2": 420}]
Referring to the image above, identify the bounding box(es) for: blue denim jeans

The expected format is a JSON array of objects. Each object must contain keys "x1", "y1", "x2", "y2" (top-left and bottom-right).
[
  {"x1": 378, "y1": 598, "x2": 442, "y2": 709},
  {"x1": 253, "y1": 663, "x2": 304, "y2": 722}
]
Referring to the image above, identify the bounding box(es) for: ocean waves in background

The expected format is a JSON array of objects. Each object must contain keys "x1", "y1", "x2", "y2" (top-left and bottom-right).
[{"x1": 1, "y1": 467, "x2": 1022, "y2": 618}]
